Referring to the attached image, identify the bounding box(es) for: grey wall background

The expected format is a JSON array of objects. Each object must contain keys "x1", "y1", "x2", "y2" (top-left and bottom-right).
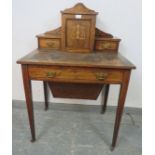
[{"x1": 12, "y1": 0, "x2": 142, "y2": 108}]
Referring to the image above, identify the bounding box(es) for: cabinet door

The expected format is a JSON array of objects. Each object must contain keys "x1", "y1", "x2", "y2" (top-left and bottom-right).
[
  {"x1": 62, "y1": 14, "x2": 96, "y2": 52},
  {"x1": 66, "y1": 19, "x2": 91, "y2": 50},
  {"x1": 61, "y1": 3, "x2": 97, "y2": 52}
]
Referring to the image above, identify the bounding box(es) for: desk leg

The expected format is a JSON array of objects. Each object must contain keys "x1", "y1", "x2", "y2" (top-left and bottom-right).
[
  {"x1": 111, "y1": 71, "x2": 131, "y2": 150},
  {"x1": 101, "y1": 84, "x2": 110, "y2": 114},
  {"x1": 43, "y1": 81, "x2": 49, "y2": 110},
  {"x1": 22, "y1": 65, "x2": 36, "y2": 142}
]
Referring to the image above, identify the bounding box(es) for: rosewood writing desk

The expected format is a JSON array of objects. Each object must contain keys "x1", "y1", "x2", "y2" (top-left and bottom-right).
[
  {"x1": 17, "y1": 3, "x2": 136, "y2": 150},
  {"x1": 17, "y1": 49, "x2": 135, "y2": 150}
]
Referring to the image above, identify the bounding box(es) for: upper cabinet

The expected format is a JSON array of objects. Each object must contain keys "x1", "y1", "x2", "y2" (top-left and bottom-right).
[
  {"x1": 61, "y1": 3, "x2": 98, "y2": 52},
  {"x1": 37, "y1": 3, "x2": 121, "y2": 53}
]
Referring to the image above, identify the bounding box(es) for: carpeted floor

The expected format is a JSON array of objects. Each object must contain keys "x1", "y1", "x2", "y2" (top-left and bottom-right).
[{"x1": 13, "y1": 101, "x2": 142, "y2": 155}]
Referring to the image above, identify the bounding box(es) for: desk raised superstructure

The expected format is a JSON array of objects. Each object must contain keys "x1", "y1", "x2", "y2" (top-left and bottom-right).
[{"x1": 17, "y1": 3, "x2": 136, "y2": 150}]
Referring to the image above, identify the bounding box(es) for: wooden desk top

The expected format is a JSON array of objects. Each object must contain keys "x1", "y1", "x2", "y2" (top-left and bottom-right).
[{"x1": 17, "y1": 49, "x2": 136, "y2": 69}]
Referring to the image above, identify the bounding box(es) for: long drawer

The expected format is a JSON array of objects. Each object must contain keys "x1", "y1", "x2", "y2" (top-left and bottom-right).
[{"x1": 28, "y1": 65, "x2": 123, "y2": 84}]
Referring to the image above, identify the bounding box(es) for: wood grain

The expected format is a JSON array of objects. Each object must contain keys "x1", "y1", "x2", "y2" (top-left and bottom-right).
[
  {"x1": 61, "y1": 3, "x2": 97, "y2": 52},
  {"x1": 48, "y1": 82, "x2": 103, "y2": 99},
  {"x1": 101, "y1": 84, "x2": 110, "y2": 114},
  {"x1": 95, "y1": 39, "x2": 120, "y2": 52},
  {"x1": 43, "y1": 81, "x2": 49, "y2": 110},
  {"x1": 28, "y1": 65, "x2": 124, "y2": 84},
  {"x1": 17, "y1": 50, "x2": 136, "y2": 69},
  {"x1": 38, "y1": 38, "x2": 61, "y2": 50},
  {"x1": 21, "y1": 65, "x2": 36, "y2": 142},
  {"x1": 17, "y1": 3, "x2": 136, "y2": 150},
  {"x1": 111, "y1": 70, "x2": 131, "y2": 149}
]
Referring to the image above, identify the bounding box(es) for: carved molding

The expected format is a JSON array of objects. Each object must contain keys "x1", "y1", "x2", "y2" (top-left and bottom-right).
[
  {"x1": 61, "y1": 3, "x2": 98, "y2": 15},
  {"x1": 95, "y1": 28, "x2": 113, "y2": 38},
  {"x1": 45, "y1": 27, "x2": 61, "y2": 37},
  {"x1": 38, "y1": 27, "x2": 114, "y2": 39}
]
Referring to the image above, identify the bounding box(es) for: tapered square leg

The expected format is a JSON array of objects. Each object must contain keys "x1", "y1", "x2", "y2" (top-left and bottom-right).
[
  {"x1": 101, "y1": 84, "x2": 110, "y2": 114},
  {"x1": 22, "y1": 65, "x2": 36, "y2": 142},
  {"x1": 43, "y1": 81, "x2": 49, "y2": 110},
  {"x1": 111, "y1": 71, "x2": 131, "y2": 150}
]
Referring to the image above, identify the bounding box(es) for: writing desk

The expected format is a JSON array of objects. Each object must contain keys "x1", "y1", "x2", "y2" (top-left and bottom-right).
[
  {"x1": 17, "y1": 3, "x2": 136, "y2": 150},
  {"x1": 17, "y1": 49, "x2": 135, "y2": 150}
]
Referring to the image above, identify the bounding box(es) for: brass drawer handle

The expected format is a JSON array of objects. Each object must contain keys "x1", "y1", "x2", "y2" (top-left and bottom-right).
[
  {"x1": 46, "y1": 72, "x2": 56, "y2": 78},
  {"x1": 46, "y1": 42, "x2": 55, "y2": 47},
  {"x1": 96, "y1": 73, "x2": 108, "y2": 80},
  {"x1": 102, "y1": 43, "x2": 111, "y2": 49}
]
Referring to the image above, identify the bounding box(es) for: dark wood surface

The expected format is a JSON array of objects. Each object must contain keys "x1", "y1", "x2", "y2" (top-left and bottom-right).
[
  {"x1": 36, "y1": 3, "x2": 121, "y2": 52},
  {"x1": 61, "y1": 3, "x2": 97, "y2": 52},
  {"x1": 20, "y1": 62, "x2": 134, "y2": 150},
  {"x1": 22, "y1": 65, "x2": 36, "y2": 142},
  {"x1": 37, "y1": 27, "x2": 121, "y2": 52},
  {"x1": 17, "y1": 3, "x2": 136, "y2": 151},
  {"x1": 17, "y1": 49, "x2": 135, "y2": 69},
  {"x1": 101, "y1": 84, "x2": 110, "y2": 114},
  {"x1": 43, "y1": 81, "x2": 49, "y2": 110},
  {"x1": 48, "y1": 82, "x2": 103, "y2": 99},
  {"x1": 28, "y1": 65, "x2": 124, "y2": 84},
  {"x1": 111, "y1": 70, "x2": 131, "y2": 150},
  {"x1": 61, "y1": 3, "x2": 98, "y2": 15}
]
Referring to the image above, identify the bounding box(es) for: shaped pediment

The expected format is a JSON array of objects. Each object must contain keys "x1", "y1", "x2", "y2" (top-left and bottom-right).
[
  {"x1": 36, "y1": 27, "x2": 61, "y2": 38},
  {"x1": 61, "y1": 3, "x2": 98, "y2": 15},
  {"x1": 45, "y1": 27, "x2": 61, "y2": 37},
  {"x1": 95, "y1": 28, "x2": 113, "y2": 38},
  {"x1": 37, "y1": 27, "x2": 114, "y2": 39}
]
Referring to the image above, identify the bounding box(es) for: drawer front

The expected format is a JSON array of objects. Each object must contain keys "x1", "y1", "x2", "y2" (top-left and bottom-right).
[
  {"x1": 95, "y1": 40, "x2": 119, "y2": 52},
  {"x1": 38, "y1": 38, "x2": 61, "y2": 50},
  {"x1": 28, "y1": 66, "x2": 123, "y2": 83}
]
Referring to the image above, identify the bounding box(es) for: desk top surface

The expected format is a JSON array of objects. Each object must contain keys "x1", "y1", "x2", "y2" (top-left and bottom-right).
[{"x1": 17, "y1": 49, "x2": 136, "y2": 69}]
